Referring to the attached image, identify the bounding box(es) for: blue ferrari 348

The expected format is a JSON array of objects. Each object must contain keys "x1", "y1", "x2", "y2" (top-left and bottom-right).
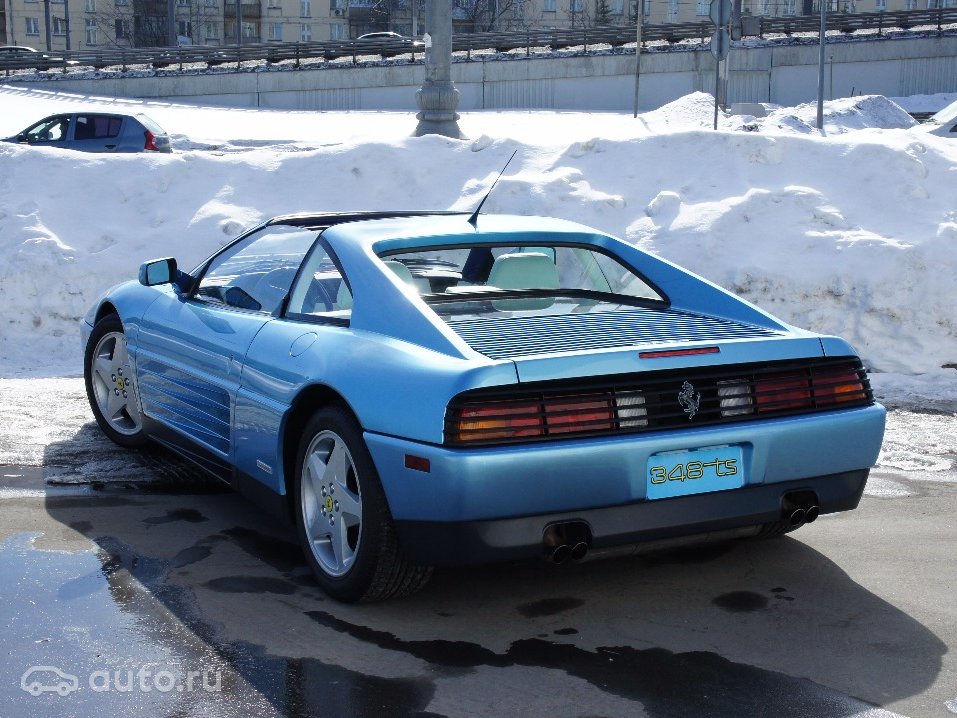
[{"x1": 82, "y1": 211, "x2": 886, "y2": 602}]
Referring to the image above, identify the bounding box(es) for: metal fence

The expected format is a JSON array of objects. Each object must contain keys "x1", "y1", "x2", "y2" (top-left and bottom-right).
[{"x1": 2, "y1": 7, "x2": 955, "y2": 75}]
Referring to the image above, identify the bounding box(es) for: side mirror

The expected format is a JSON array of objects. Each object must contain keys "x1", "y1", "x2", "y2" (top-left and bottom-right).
[{"x1": 139, "y1": 258, "x2": 176, "y2": 286}]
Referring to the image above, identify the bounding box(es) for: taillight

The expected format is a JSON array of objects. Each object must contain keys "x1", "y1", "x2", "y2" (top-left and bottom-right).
[
  {"x1": 455, "y1": 402, "x2": 542, "y2": 443},
  {"x1": 813, "y1": 368, "x2": 867, "y2": 404},
  {"x1": 546, "y1": 396, "x2": 614, "y2": 434},
  {"x1": 144, "y1": 130, "x2": 158, "y2": 151},
  {"x1": 717, "y1": 379, "x2": 753, "y2": 417},
  {"x1": 450, "y1": 394, "x2": 621, "y2": 443},
  {"x1": 755, "y1": 373, "x2": 811, "y2": 412},
  {"x1": 615, "y1": 390, "x2": 648, "y2": 428}
]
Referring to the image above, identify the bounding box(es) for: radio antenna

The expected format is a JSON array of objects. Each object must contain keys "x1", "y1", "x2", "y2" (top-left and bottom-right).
[{"x1": 467, "y1": 150, "x2": 518, "y2": 228}]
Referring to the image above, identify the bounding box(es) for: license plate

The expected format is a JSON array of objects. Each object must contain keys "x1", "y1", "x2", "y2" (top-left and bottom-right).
[{"x1": 646, "y1": 445, "x2": 745, "y2": 500}]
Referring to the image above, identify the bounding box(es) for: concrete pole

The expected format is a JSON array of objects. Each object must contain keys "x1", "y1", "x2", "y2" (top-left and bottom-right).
[
  {"x1": 816, "y1": 0, "x2": 827, "y2": 129},
  {"x1": 43, "y1": 0, "x2": 52, "y2": 50},
  {"x1": 413, "y1": 0, "x2": 465, "y2": 138},
  {"x1": 63, "y1": 0, "x2": 71, "y2": 50}
]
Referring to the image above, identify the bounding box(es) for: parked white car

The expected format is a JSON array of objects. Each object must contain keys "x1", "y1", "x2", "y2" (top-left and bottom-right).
[{"x1": 915, "y1": 99, "x2": 957, "y2": 137}]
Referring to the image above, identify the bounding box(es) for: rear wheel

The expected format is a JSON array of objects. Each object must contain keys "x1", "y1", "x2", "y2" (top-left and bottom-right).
[
  {"x1": 84, "y1": 314, "x2": 147, "y2": 448},
  {"x1": 293, "y1": 405, "x2": 432, "y2": 602}
]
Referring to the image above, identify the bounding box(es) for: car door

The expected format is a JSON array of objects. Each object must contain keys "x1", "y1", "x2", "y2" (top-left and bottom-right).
[
  {"x1": 70, "y1": 114, "x2": 124, "y2": 152},
  {"x1": 135, "y1": 224, "x2": 319, "y2": 470},
  {"x1": 17, "y1": 114, "x2": 72, "y2": 147}
]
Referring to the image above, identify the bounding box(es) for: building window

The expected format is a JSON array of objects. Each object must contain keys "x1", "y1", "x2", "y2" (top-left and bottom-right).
[
  {"x1": 178, "y1": 19, "x2": 191, "y2": 36},
  {"x1": 85, "y1": 0, "x2": 95, "y2": 10},
  {"x1": 570, "y1": 0, "x2": 582, "y2": 10},
  {"x1": 177, "y1": 0, "x2": 189, "y2": 5},
  {"x1": 115, "y1": 0, "x2": 128, "y2": 6},
  {"x1": 329, "y1": 21, "x2": 345, "y2": 38},
  {"x1": 85, "y1": 17, "x2": 98, "y2": 43},
  {"x1": 543, "y1": 0, "x2": 556, "y2": 10},
  {"x1": 643, "y1": 0, "x2": 650, "y2": 14},
  {"x1": 268, "y1": 0, "x2": 281, "y2": 6},
  {"x1": 610, "y1": 0, "x2": 623, "y2": 13},
  {"x1": 25, "y1": 16, "x2": 40, "y2": 34},
  {"x1": 269, "y1": 21, "x2": 282, "y2": 39},
  {"x1": 300, "y1": 0, "x2": 311, "y2": 16},
  {"x1": 668, "y1": 0, "x2": 678, "y2": 17},
  {"x1": 875, "y1": 0, "x2": 885, "y2": 8},
  {"x1": 115, "y1": 18, "x2": 131, "y2": 38},
  {"x1": 783, "y1": 0, "x2": 795, "y2": 12},
  {"x1": 300, "y1": 22, "x2": 312, "y2": 40},
  {"x1": 52, "y1": 16, "x2": 67, "y2": 34}
]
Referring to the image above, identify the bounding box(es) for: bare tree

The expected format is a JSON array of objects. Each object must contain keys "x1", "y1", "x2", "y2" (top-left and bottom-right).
[
  {"x1": 453, "y1": 0, "x2": 527, "y2": 32},
  {"x1": 593, "y1": 0, "x2": 611, "y2": 24},
  {"x1": 89, "y1": 0, "x2": 218, "y2": 49}
]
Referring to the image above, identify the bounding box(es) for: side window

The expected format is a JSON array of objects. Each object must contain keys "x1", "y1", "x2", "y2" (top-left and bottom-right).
[
  {"x1": 286, "y1": 240, "x2": 352, "y2": 321},
  {"x1": 74, "y1": 115, "x2": 122, "y2": 140},
  {"x1": 195, "y1": 225, "x2": 317, "y2": 314},
  {"x1": 25, "y1": 116, "x2": 69, "y2": 143}
]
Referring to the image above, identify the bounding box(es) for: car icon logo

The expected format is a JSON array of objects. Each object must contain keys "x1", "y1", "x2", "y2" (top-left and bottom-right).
[{"x1": 20, "y1": 666, "x2": 79, "y2": 697}]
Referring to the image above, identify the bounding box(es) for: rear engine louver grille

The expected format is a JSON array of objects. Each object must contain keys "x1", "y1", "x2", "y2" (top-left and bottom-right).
[
  {"x1": 445, "y1": 357, "x2": 873, "y2": 446},
  {"x1": 448, "y1": 307, "x2": 783, "y2": 360}
]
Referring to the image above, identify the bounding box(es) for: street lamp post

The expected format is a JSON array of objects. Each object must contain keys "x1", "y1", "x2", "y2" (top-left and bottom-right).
[{"x1": 413, "y1": 0, "x2": 465, "y2": 138}]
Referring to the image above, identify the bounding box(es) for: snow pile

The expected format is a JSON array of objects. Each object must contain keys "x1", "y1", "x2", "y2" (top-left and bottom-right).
[
  {"x1": 760, "y1": 95, "x2": 918, "y2": 134},
  {"x1": 0, "y1": 84, "x2": 955, "y2": 410}
]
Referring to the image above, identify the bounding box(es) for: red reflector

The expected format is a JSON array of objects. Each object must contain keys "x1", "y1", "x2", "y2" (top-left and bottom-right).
[
  {"x1": 639, "y1": 347, "x2": 720, "y2": 359},
  {"x1": 404, "y1": 454, "x2": 431, "y2": 473},
  {"x1": 756, "y1": 373, "x2": 811, "y2": 412},
  {"x1": 544, "y1": 396, "x2": 614, "y2": 434},
  {"x1": 144, "y1": 130, "x2": 158, "y2": 151}
]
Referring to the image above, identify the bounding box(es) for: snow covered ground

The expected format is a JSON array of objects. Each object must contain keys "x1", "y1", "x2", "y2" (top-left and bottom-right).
[{"x1": 0, "y1": 84, "x2": 955, "y2": 413}]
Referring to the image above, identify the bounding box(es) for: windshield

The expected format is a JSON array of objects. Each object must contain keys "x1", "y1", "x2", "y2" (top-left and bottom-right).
[{"x1": 380, "y1": 243, "x2": 665, "y2": 320}]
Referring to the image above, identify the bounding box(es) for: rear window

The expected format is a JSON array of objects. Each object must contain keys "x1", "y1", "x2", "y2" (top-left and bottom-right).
[
  {"x1": 380, "y1": 243, "x2": 665, "y2": 320},
  {"x1": 136, "y1": 113, "x2": 165, "y2": 134}
]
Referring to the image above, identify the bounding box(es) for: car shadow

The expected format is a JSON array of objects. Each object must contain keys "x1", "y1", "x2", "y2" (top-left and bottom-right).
[{"x1": 36, "y1": 427, "x2": 945, "y2": 717}]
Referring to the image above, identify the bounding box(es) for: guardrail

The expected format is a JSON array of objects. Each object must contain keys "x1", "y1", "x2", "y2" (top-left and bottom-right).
[{"x1": 2, "y1": 7, "x2": 955, "y2": 75}]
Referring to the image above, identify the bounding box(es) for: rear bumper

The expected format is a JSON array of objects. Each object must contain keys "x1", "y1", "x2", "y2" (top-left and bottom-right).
[
  {"x1": 366, "y1": 404, "x2": 884, "y2": 565},
  {"x1": 393, "y1": 469, "x2": 868, "y2": 566}
]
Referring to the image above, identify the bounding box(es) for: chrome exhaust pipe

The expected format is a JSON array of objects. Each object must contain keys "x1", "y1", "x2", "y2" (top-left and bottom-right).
[
  {"x1": 781, "y1": 497, "x2": 806, "y2": 527},
  {"x1": 570, "y1": 541, "x2": 589, "y2": 562},
  {"x1": 781, "y1": 491, "x2": 820, "y2": 527},
  {"x1": 542, "y1": 521, "x2": 592, "y2": 564},
  {"x1": 548, "y1": 544, "x2": 571, "y2": 564}
]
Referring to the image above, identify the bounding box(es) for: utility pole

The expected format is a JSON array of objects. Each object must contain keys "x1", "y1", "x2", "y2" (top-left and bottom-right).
[
  {"x1": 43, "y1": 0, "x2": 52, "y2": 50},
  {"x1": 413, "y1": 0, "x2": 464, "y2": 138},
  {"x1": 63, "y1": 0, "x2": 71, "y2": 49},
  {"x1": 632, "y1": 2, "x2": 642, "y2": 118}
]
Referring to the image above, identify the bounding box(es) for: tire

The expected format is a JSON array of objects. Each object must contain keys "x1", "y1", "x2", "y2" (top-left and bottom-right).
[
  {"x1": 293, "y1": 405, "x2": 432, "y2": 602},
  {"x1": 84, "y1": 313, "x2": 148, "y2": 448}
]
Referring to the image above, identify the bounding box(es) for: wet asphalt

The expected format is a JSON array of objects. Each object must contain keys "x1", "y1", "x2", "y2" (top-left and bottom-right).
[{"x1": 0, "y1": 431, "x2": 955, "y2": 717}]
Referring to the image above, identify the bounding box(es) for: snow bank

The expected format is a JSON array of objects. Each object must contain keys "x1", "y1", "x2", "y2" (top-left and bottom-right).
[{"x1": 0, "y1": 85, "x2": 955, "y2": 410}]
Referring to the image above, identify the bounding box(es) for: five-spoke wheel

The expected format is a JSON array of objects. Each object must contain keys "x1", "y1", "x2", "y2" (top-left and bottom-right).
[
  {"x1": 300, "y1": 430, "x2": 363, "y2": 577},
  {"x1": 84, "y1": 314, "x2": 147, "y2": 447},
  {"x1": 293, "y1": 405, "x2": 432, "y2": 602}
]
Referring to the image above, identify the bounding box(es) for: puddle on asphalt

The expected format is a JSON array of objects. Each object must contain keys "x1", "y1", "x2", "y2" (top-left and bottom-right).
[{"x1": 0, "y1": 528, "x2": 438, "y2": 717}]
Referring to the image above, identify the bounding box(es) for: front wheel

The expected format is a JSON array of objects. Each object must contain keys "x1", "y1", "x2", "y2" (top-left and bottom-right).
[
  {"x1": 293, "y1": 405, "x2": 432, "y2": 602},
  {"x1": 84, "y1": 314, "x2": 148, "y2": 448}
]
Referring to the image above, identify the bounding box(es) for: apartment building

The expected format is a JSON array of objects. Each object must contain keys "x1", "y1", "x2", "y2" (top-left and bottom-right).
[{"x1": 2, "y1": 0, "x2": 950, "y2": 50}]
